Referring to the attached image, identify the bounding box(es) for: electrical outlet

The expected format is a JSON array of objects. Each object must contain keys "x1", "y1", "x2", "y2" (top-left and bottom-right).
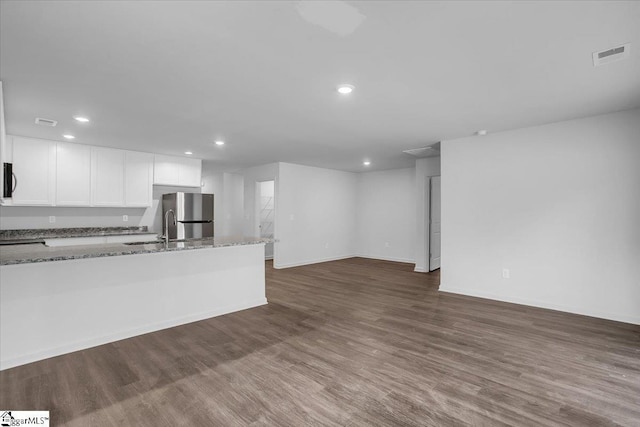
[
  {"x1": 325, "y1": 243, "x2": 329, "y2": 249},
  {"x1": 385, "y1": 242, "x2": 390, "y2": 248},
  {"x1": 122, "y1": 215, "x2": 128, "y2": 222},
  {"x1": 502, "y1": 268, "x2": 510, "y2": 279},
  {"x1": 49, "y1": 216, "x2": 56, "y2": 224},
  {"x1": 289, "y1": 214, "x2": 295, "y2": 221}
]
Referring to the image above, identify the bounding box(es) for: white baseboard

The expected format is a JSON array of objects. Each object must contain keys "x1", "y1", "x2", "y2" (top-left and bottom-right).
[
  {"x1": 439, "y1": 285, "x2": 640, "y2": 326},
  {"x1": 355, "y1": 254, "x2": 415, "y2": 265},
  {"x1": 274, "y1": 254, "x2": 418, "y2": 269},
  {"x1": 0, "y1": 298, "x2": 268, "y2": 371},
  {"x1": 273, "y1": 254, "x2": 356, "y2": 269},
  {"x1": 414, "y1": 266, "x2": 428, "y2": 273}
]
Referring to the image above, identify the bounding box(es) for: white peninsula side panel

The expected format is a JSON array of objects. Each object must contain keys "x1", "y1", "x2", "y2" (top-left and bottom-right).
[{"x1": 0, "y1": 244, "x2": 267, "y2": 370}]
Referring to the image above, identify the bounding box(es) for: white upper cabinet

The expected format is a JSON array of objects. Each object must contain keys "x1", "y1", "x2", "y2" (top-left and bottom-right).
[
  {"x1": 178, "y1": 157, "x2": 202, "y2": 187},
  {"x1": 11, "y1": 136, "x2": 56, "y2": 206},
  {"x1": 153, "y1": 154, "x2": 179, "y2": 186},
  {"x1": 91, "y1": 147, "x2": 125, "y2": 206},
  {"x1": 6, "y1": 135, "x2": 196, "y2": 207},
  {"x1": 153, "y1": 155, "x2": 201, "y2": 187},
  {"x1": 56, "y1": 141, "x2": 91, "y2": 206},
  {"x1": 124, "y1": 151, "x2": 153, "y2": 207}
]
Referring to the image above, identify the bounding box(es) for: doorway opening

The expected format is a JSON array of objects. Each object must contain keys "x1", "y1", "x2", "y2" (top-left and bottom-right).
[
  {"x1": 256, "y1": 180, "x2": 275, "y2": 260},
  {"x1": 428, "y1": 176, "x2": 441, "y2": 271}
]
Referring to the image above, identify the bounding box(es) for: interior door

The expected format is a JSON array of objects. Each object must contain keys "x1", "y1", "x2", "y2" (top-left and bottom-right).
[{"x1": 429, "y1": 176, "x2": 441, "y2": 271}]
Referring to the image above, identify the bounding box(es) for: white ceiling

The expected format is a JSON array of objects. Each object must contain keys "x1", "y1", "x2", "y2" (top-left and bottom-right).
[{"x1": 1, "y1": 1, "x2": 639, "y2": 172}]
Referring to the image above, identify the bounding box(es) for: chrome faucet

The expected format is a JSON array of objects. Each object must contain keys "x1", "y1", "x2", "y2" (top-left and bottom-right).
[{"x1": 164, "y1": 209, "x2": 176, "y2": 245}]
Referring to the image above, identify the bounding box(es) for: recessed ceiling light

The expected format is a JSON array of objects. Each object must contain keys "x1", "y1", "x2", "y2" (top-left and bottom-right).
[
  {"x1": 184, "y1": 151, "x2": 193, "y2": 155},
  {"x1": 74, "y1": 116, "x2": 90, "y2": 123},
  {"x1": 337, "y1": 84, "x2": 355, "y2": 94},
  {"x1": 62, "y1": 134, "x2": 75, "y2": 140},
  {"x1": 363, "y1": 161, "x2": 371, "y2": 166},
  {"x1": 476, "y1": 130, "x2": 488, "y2": 136},
  {"x1": 214, "y1": 140, "x2": 225, "y2": 146}
]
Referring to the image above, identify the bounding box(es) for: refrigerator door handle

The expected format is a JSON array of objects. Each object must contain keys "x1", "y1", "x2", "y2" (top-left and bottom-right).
[{"x1": 177, "y1": 220, "x2": 213, "y2": 224}]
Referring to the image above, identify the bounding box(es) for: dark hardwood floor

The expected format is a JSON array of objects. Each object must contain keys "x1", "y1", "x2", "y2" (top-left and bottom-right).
[{"x1": 1, "y1": 258, "x2": 639, "y2": 426}]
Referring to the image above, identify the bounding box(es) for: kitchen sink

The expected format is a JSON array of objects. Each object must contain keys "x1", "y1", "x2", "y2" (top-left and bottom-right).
[
  {"x1": 124, "y1": 240, "x2": 165, "y2": 245},
  {"x1": 124, "y1": 238, "x2": 207, "y2": 245}
]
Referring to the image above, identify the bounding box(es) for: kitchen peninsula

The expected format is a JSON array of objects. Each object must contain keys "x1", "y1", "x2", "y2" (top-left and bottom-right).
[{"x1": 0, "y1": 228, "x2": 272, "y2": 370}]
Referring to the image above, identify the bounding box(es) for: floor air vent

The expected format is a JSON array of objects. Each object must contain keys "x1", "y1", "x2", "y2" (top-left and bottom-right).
[
  {"x1": 35, "y1": 117, "x2": 58, "y2": 127},
  {"x1": 593, "y1": 43, "x2": 630, "y2": 67}
]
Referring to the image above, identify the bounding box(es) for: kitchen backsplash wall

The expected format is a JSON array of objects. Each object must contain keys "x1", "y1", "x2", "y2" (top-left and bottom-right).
[{"x1": 0, "y1": 185, "x2": 201, "y2": 232}]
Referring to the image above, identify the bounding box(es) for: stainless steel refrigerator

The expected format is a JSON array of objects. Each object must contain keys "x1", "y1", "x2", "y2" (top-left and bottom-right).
[{"x1": 162, "y1": 192, "x2": 214, "y2": 240}]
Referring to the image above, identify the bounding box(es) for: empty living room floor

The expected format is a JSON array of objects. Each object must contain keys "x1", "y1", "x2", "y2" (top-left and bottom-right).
[{"x1": 1, "y1": 258, "x2": 639, "y2": 426}]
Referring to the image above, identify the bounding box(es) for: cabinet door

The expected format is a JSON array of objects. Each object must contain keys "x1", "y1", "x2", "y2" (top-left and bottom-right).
[
  {"x1": 91, "y1": 147, "x2": 124, "y2": 206},
  {"x1": 153, "y1": 154, "x2": 179, "y2": 185},
  {"x1": 125, "y1": 151, "x2": 153, "y2": 207},
  {"x1": 56, "y1": 142, "x2": 91, "y2": 206},
  {"x1": 11, "y1": 137, "x2": 56, "y2": 205},
  {"x1": 178, "y1": 157, "x2": 202, "y2": 187}
]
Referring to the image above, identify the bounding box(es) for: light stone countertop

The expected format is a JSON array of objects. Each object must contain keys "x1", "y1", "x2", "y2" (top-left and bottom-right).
[{"x1": 0, "y1": 236, "x2": 274, "y2": 266}]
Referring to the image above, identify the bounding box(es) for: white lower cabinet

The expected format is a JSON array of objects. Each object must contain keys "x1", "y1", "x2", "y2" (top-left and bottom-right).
[
  {"x1": 56, "y1": 141, "x2": 91, "y2": 206},
  {"x1": 11, "y1": 136, "x2": 56, "y2": 206}
]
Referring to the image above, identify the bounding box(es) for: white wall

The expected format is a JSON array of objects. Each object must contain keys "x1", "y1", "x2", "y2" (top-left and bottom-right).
[
  {"x1": 222, "y1": 172, "x2": 244, "y2": 236},
  {"x1": 414, "y1": 157, "x2": 441, "y2": 272},
  {"x1": 356, "y1": 168, "x2": 416, "y2": 263},
  {"x1": 441, "y1": 108, "x2": 640, "y2": 325},
  {"x1": 275, "y1": 162, "x2": 357, "y2": 268},
  {"x1": 200, "y1": 165, "x2": 224, "y2": 236}
]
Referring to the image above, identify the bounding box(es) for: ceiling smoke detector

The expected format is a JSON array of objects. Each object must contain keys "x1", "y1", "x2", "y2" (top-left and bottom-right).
[
  {"x1": 593, "y1": 43, "x2": 631, "y2": 67},
  {"x1": 35, "y1": 117, "x2": 57, "y2": 127}
]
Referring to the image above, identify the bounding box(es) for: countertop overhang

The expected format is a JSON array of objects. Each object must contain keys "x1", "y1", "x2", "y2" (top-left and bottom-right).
[{"x1": 0, "y1": 236, "x2": 274, "y2": 266}]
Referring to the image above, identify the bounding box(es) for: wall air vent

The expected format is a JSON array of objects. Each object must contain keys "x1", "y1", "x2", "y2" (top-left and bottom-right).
[
  {"x1": 34, "y1": 117, "x2": 58, "y2": 127},
  {"x1": 593, "y1": 43, "x2": 630, "y2": 67}
]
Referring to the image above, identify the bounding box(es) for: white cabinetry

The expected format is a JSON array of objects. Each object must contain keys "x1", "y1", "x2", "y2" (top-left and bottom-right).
[
  {"x1": 178, "y1": 157, "x2": 202, "y2": 187},
  {"x1": 91, "y1": 147, "x2": 125, "y2": 206},
  {"x1": 56, "y1": 142, "x2": 91, "y2": 206},
  {"x1": 124, "y1": 151, "x2": 154, "y2": 207},
  {"x1": 6, "y1": 135, "x2": 191, "y2": 207},
  {"x1": 153, "y1": 154, "x2": 178, "y2": 186},
  {"x1": 153, "y1": 155, "x2": 201, "y2": 187},
  {"x1": 91, "y1": 148, "x2": 153, "y2": 207},
  {"x1": 11, "y1": 136, "x2": 56, "y2": 205}
]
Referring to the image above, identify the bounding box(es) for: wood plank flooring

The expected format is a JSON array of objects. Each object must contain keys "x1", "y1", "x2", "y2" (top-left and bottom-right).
[{"x1": 1, "y1": 258, "x2": 639, "y2": 426}]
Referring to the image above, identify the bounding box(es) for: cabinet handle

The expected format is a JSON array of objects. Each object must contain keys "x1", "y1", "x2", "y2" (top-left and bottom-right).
[{"x1": 12, "y1": 172, "x2": 17, "y2": 192}]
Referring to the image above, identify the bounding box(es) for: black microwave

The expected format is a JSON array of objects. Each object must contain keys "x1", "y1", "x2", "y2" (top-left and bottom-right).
[{"x1": 3, "y1": 162, "x2": 14, "y2": 198}]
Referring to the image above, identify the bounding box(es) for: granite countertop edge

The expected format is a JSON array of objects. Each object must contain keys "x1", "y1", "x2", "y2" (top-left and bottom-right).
[
  {"x1": 0, "y1": 238, "x2": 275, "y2": 266},
  {"x1": 0, "y1": 226, "x2": 154, "y2": 241}
]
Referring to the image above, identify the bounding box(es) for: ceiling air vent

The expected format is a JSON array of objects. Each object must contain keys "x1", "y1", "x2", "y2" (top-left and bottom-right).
[
  {"x1": 34, "y1": 117, "x2": 58, "y2": 127},
  {"x1": 403, "y1": 142, "x2": 441, "y2": 158},
  {"x1": 593, "y1": 43, "x2": 630, "y2": 67}
]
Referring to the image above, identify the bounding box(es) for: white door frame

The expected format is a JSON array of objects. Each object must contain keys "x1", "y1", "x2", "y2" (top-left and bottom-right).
[
  {"x1": 255, "y1": 180, "x2": 275, "y2": 260},
  {"x1": 426, "y1": 175, "x2": 441, "y2": 271}
]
